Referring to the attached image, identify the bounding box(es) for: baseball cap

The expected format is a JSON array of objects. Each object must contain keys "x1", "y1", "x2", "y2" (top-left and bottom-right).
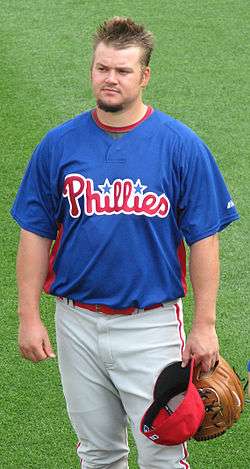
[{"x1": 140, "y1": 357, "x2": 205, "y2": 445}]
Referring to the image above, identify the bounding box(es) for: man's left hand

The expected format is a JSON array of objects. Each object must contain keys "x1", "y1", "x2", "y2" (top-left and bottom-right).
[{"x1": 181, "y1": 324, "x2": 219, "y2": 373}]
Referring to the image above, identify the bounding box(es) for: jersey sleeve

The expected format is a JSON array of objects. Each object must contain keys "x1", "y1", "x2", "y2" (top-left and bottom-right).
[
  {"x1": 11, "y1": 134, "x2": 58, "y2": 239},
  {"x1": 177, "y1": 136, "x2": 239, "y2": 245}
]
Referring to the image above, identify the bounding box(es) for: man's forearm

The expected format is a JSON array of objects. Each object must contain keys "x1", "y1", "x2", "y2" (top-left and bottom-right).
[
  {"x1": 17, "y1": 229, "x2": 52, "y2": 320},
  {"x1": 182, "y1": 234, "x2": 220, "y2": 371},
  {"x1": 189, "y1": 234, "x2": 220, "y2": 327}
]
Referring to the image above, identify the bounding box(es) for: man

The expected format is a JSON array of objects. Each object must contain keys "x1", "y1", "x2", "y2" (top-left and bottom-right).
[{"x1": 11, "y1": 16, "x2": 239, "y2": 469}]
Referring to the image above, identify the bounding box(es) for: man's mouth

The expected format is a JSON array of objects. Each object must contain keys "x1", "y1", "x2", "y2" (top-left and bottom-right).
[{"x1": 101, "y1": 88, "x2": 120, "y2": 93}]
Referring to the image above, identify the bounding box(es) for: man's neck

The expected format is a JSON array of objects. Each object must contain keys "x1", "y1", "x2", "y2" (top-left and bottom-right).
[{"x1": 95, "y1": 102, "x2": 148, "y2": 128}]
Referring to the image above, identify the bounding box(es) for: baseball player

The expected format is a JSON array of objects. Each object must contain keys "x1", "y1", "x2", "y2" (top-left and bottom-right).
[{"x1": 12, "y1": 17, "x2": 239, "y2": 469}]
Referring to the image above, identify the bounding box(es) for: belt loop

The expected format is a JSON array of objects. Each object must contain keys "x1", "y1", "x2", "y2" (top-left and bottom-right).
[{"x1": 66, "y1": 298, "x2": 74, "y2": 308}]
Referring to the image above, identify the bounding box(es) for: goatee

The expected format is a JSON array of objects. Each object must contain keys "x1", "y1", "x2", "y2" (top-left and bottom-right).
[{"x1": 97, "y1": 99, "x2": 124, "y2": 113}]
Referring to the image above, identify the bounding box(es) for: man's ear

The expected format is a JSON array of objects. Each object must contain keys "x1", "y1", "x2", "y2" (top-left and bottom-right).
[{"x1": 141, "y1": 66, "x2": 151, "y2": 88}]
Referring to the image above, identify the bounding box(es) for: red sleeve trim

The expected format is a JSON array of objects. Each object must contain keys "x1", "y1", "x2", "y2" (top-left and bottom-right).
[
  {"x1": 44, "y1": 223, "x2": 63, "y2": 294},
  {"x1": 177, "y1": 240, "x2": 187, "y2": 296}
]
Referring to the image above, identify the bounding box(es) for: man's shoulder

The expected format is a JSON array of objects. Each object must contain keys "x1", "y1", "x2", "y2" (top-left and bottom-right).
[
  {"x1": 45, "y1": 110, "x2": 93, "y2": 144},
  {"x1": 153, "y1": 109, "x2": 200, "y2": 143}
]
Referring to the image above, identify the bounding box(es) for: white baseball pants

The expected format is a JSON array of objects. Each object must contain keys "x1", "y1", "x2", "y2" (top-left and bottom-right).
[{"x1": 55, "y1": 298, "x2": 190, "y2": 469}]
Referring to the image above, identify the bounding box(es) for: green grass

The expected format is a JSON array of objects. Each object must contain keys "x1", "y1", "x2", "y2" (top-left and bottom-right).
[{"x1": 1, "y1": 1, "x2": 249, "y2": 468}]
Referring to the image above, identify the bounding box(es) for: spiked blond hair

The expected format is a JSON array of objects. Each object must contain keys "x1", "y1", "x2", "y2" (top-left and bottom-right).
[{"x1": 93, "y1": 16, "x2": 154, "y2": 68}]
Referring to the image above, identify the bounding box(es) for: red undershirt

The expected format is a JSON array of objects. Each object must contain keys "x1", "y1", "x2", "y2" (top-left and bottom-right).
[{"x1": 92, "y1": 106, "x2": 154, "y2": 133}]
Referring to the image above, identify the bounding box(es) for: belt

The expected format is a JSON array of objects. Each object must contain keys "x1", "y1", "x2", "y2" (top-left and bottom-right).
[{"x1": 58, "y1": 297, "x2": 164, "y2": 315}]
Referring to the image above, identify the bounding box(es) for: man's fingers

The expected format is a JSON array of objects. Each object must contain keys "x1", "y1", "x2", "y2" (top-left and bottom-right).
[
  {"x1": 43, "y1": 335, "x2": 56, "y2": 358},
  {"x1": 20, "y1": 346, "x2": 47, "y2": 362},
  {"x1": 200, "y1": 354, "x2": 219, "y2": 373},
  {"x1": 182, "y1": 349, "x2": 218, "y2": 371}
]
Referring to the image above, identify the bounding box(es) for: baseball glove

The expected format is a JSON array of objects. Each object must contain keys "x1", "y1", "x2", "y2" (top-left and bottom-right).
[{"x1": 193, "y1": 355, "x2": 244, "y2": 441}]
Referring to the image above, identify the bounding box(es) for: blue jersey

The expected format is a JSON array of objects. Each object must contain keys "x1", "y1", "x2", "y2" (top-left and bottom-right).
[{"x1": 11, "y1": 109, "x2": 239, "y2": 308}]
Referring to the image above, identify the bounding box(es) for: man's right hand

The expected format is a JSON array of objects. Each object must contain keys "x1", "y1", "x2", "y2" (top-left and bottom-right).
[{"x1": 18, "y1": 318, "x2": 56, "y2": 362}]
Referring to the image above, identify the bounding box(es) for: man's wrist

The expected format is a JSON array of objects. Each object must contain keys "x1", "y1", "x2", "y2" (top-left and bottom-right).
[
  {"x1": 18, "y1": 305, "x2": 41, "y2": 322},
  {"x1": 191, "y1": 318, "x2": 216, "y2": 329}
]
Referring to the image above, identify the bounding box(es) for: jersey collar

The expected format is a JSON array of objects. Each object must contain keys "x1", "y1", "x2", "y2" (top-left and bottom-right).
[{"x1": 92, "y1": 106, "x2": 154, "y2": 133}]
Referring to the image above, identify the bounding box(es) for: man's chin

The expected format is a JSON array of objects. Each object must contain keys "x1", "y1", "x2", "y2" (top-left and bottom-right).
[{"x1": 96, "y1": 99, "x2": 124, "y2": 113}]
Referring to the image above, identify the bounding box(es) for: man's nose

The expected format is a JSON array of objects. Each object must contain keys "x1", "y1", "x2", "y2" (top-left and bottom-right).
[{"x1": 105, "y1": 70, "x2": 118, "y2": 83}]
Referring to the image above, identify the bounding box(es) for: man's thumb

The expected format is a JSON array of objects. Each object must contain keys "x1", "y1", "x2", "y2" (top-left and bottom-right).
[
  {"x1": 181, "y1": 347, "x2": 190, "y2": 368},
  {"x1": 43, "y1": 335, "x2": 56, "y2": 358}
]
